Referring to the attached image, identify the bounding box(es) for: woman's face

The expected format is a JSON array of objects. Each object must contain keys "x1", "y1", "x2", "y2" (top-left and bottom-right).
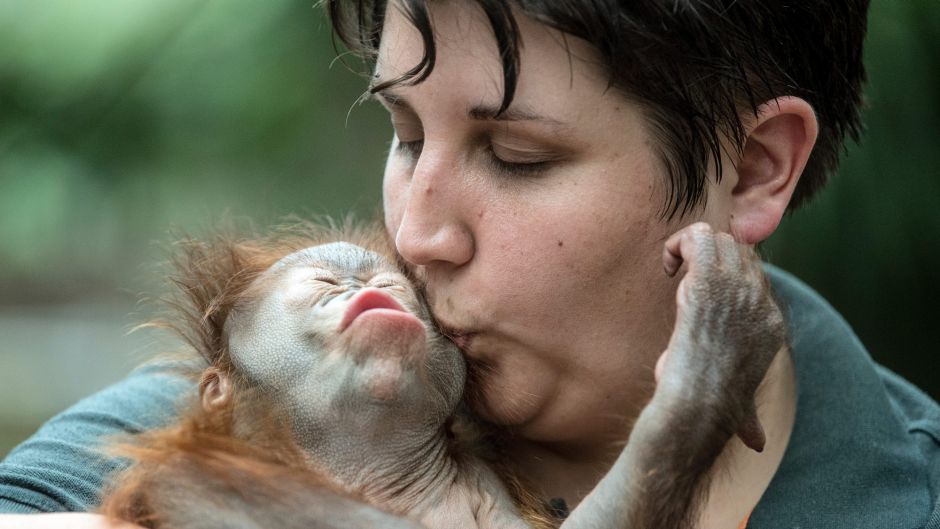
[{"x1": 375, "y1": 3, "x2": 727, "y2": 445}]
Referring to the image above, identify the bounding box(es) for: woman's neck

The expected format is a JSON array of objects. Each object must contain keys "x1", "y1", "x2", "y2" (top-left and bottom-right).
[
  {"x1": 504, "y1": 346, "x2": 797, "y2": 526},
  {"x1": 697, "y1": 346, "x2": 796, "y2": 528}
]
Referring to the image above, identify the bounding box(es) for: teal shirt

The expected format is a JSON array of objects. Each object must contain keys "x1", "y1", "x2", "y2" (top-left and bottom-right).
[
  {"x1": 751, "y1": 266, "x2": 940, "y2": 528},
  {"x1": 2, "y1": 266, "x2": 939, "y2": 527},
  {"x1": 0, "y1": 365, "x2": 191, "y2": 513}
]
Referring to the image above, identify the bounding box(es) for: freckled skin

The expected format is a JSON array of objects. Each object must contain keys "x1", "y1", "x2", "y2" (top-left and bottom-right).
[{"x1": 377, "y1": 3, "x2": 694, "y2": 445}]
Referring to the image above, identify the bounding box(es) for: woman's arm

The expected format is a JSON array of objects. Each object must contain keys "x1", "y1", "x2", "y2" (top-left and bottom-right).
[
  {"x1": 0, "y1": 365, "x2": 423, "y2": 529},
  {"x1": 0, "y1": 364, "x2": 192, "y2": 513}
]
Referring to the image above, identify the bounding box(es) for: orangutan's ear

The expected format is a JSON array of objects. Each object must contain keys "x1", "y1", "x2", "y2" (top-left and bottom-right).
[
  {"x1": 728, "y1": 96, "x2": 818, "y2": 244},
  {"x1": 199, "y1": 367, "x2": 234, "y2": 413}
]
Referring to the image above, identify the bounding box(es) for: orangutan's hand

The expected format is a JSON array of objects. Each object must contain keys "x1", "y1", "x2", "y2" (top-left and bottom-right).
[{"x1": 657, "y1": 222, "x2": 786, "y2": 452}]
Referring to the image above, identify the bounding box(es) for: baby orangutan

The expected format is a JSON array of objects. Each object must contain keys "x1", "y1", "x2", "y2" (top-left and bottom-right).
[{"x1": 100, "y1": 221, "x2": 784, "y2": 529}]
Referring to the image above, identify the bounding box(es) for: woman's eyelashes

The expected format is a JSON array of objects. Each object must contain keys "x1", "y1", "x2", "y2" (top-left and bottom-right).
[
  {"x1": 397, "y1": 138, "x2": 424, "y2": 160},
  {"x1": 483, "y1": 145, "x2": 553, "y2": 177},
  {"x1": 394, "y1": 137, "x2": 553, "y2": 178}
]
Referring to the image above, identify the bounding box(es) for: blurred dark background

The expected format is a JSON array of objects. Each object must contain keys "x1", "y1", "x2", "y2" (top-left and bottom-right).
[{"x1": 0, "y1": 0, "x2": 937, "y2": 457}]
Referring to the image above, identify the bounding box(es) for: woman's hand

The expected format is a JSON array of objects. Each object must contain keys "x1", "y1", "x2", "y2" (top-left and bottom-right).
[
  {"x1": 657, "y1": 222, "x2": 787, "y2": 452},
  {"x1": 0, "y1": 514, "x2": 144, "y2": 529}
]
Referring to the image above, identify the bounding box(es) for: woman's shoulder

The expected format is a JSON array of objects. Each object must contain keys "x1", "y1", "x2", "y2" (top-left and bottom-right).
[
  {"x1": 0, "y1": 363, "x2": 195, "y2": 513},
  {"x1": 757, "y1": 264, "x2": 940, "y2": 528}
]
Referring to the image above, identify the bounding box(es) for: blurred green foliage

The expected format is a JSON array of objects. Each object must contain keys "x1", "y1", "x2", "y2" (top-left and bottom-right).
[
  {"x1": 0, "y1": 0, "x2": 937, "y2": 401},
  {"x1": 0, "y1": 0, "x2": 389, "y2": 302},
  {"x1": 766, "y1": 0, "x2": 940, "y2": 397}
]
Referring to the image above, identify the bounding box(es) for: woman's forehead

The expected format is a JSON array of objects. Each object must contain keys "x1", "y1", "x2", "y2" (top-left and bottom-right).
[{"x1": 374, "y1": 1, "x2": 608, "y2": 105}]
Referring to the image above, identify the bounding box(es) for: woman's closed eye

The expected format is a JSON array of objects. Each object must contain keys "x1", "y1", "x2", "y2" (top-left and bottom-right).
[
  {"x1": 395, "y1": 137, "x2": 555, "y2": 178},
  {"x1": 486, "y1": 143, "x2": 557, "y2": 177}
]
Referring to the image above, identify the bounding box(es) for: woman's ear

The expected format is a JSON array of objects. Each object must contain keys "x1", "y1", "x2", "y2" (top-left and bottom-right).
[
  {"x1": 729, "y1": 96, "x2": 818, "y2": 244},
  {"x1": 199, "y1": 367, "x2": 234, "y2": 413}
]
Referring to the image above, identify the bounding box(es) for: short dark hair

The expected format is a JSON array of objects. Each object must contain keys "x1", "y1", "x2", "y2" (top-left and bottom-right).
[{"x1": 326, "y1": 0, "x2": 870, "y2": 218}]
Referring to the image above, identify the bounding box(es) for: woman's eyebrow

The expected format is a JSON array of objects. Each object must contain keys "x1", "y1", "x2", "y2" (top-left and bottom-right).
[
  {"x1": 371, "y1": 89, "x2": 412, "y2": 112},
  {"x1": 372, "y1": 88, "x2": 568, "y2": 128},
  {"x1": 466, "y1": 103, "x2": 564, "y2": 126}
]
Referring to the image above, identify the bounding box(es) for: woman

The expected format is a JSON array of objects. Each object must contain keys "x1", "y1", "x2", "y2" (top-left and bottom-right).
[{"x1": 2, "y1": 1, "x2": 938, "y2": 528}]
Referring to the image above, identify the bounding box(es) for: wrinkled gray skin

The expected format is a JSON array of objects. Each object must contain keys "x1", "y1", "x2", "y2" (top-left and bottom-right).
[
  {"x1": 226, "y1": 242, "x2": 520, "y2": 528},
  {"x1": 224, "y1": 226, "x2": 785, "y2": 529}
]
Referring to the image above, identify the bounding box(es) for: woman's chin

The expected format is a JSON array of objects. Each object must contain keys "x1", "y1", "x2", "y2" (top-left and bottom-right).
[{"x1": 464, "y1": 358, "x2": 551, "y2": 429}]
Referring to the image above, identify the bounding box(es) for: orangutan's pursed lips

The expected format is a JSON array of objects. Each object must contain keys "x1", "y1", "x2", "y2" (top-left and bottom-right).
[{"x1": 340, "y1": 288, "x2": 409, "y2": 332}]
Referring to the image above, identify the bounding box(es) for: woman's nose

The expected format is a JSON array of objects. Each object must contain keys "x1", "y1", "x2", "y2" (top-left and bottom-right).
[{"x1": 393, "y1": 150, "x2": 475, "y2": 268}]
